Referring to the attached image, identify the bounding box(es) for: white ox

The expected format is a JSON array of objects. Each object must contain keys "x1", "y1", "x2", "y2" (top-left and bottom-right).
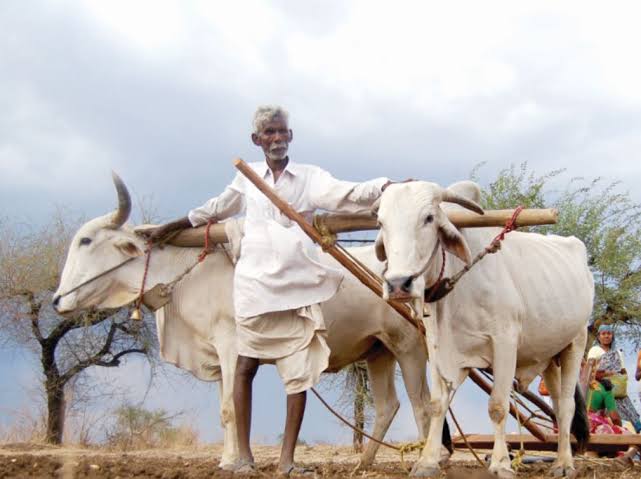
[
  {"x1": 374, "y1": 181, "x2": 593, "y2": 478},
  {"x1": 53, "y1": 175, "x2": 445, "y2": 469}
]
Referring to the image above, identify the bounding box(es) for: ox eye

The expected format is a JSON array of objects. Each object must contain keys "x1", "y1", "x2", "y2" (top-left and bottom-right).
[
  {"x1": 424, "y1": 214, "x2": 434, "y2": 225},
  {"x1": 79, "y1": 237, "x2": 92, "y2": 246}
]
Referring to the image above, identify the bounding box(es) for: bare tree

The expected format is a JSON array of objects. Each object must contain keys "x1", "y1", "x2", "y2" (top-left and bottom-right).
[
  {"x1": 0, "y1": 212, "x2": 156, "y2": 444},
  {"x1": 320, "y1": 361, "x2": 373, "y2": 452}
]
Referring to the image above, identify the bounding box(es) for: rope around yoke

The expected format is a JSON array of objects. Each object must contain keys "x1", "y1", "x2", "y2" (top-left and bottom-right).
[
  {"x1": 198, "y1": 219, "x2": 215, "y2": 262},
  {"x1": 131, "y1": 239, "x2": 153, "y2": 320},
  {"x1": 426, "y1": 205, "x2": 525, "y2": 302},
  {"x1": 132, "y1": 220, "x2": 217, "y2": 319}
]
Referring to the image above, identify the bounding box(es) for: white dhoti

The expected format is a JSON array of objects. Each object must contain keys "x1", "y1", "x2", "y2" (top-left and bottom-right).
[{"x1": 236, "y1": 304, "x2": 330, "y2": 394}]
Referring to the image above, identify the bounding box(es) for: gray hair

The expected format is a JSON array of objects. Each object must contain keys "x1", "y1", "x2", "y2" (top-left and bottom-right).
[{"x1": 252, "y1": 105, "x2": 289, "y2": 134}]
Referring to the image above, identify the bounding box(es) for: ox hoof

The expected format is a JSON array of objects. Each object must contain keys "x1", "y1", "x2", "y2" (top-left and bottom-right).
[
  {"x1": 354, "y1": 458, "x2": 371, "y2": 472},
  {"x1": 438, "y1": 446, "x2": 452, "y2": 466},
  {"x1": 220, "y1": 461, "x2": 237, "y2": 471},
  {"x1": 410, "y1": 462, "x2": 440, "y2": 478},
  {"x1": 220, "y1": 457, "x2": 242, "y2": 471},
  {"x1": 356, "y1": 455, "x2": 374, "y2": 471},
  {"x1": 489, "y1": 465, "x2": 515, "y2": 479},
  {"x1": 551, "y1": 466, "x2": 576, "y2": 479}
]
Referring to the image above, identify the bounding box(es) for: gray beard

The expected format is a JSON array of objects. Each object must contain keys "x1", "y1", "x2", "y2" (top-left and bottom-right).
[{"x1": 267, "y1": 149, "x2": 288, "y2": 161}]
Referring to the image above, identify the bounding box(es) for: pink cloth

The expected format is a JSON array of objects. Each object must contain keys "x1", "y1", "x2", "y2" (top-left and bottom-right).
[{"x1": 588, "y1": 412, "x2": 632, "y2": 435}]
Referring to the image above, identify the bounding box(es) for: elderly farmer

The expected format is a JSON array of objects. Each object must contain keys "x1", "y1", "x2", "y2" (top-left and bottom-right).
[{"x1": 144, "y1": 106, "x2": 392, "y2": 475}]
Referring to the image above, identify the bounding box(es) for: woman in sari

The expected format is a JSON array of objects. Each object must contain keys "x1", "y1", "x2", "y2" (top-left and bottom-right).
[{"x1": 587, "y1": 324, "x2": 641, "y2": 432}]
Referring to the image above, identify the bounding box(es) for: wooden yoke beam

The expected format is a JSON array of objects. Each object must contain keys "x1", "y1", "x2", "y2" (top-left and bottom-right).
[{"x1": 168, "y1": 208, "x2": 557, "y2": 248}]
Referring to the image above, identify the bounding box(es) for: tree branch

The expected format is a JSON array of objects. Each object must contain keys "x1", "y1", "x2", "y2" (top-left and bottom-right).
[
  {"x1": 16, "y1": 290, "x2": 44, "y2": 344},
  {"x1": 46, "y1": 310, "x2": 116, "y2": 347},
  {"x1": 98, "y1": 348, "x2": 147, "y2": 367},
  {"x1": 59, "y1": 317, "x2": 147, "y2": 384}
]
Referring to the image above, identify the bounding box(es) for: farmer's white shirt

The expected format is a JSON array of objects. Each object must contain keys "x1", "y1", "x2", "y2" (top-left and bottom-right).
[{"x1": 188, "y1": 161, "x2": 388, "y2": 317}]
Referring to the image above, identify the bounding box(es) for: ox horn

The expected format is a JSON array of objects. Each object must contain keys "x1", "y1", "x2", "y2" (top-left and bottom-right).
[
  {"x1": 109, "y1": 171, "x2": 132, "y2": 228},
  {"x1": 441, "y1": 189, "x2": 485, "y2": 215}
]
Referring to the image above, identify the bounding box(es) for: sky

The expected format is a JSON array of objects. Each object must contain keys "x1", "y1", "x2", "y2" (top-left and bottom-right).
[{"x1": 2, "y1": 0, "x2": 641, "y2": 450}]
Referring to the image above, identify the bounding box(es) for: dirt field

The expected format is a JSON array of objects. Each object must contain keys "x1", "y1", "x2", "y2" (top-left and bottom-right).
[{"x1": 0, "y1": 443, "x2": 638, "y2": 478}]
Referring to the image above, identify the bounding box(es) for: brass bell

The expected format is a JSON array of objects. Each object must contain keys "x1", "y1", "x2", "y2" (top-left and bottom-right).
[{"x1": 129, "y1": 308, "x2": 142, "y2": 321}]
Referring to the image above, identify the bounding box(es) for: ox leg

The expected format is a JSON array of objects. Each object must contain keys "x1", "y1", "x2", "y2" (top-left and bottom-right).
[
  {"x1": 217, "y1": 342, "x2": 239, "y2": 469},
  {"x1": 397, "y1": 344, "x2": 453, "y2": 465},
  {"x1": 410, "y1": 357, "x2": 451, "y2": 478},
  {"x1": 358, "y1": 349, "x2": 400, "y2": 468},
  {"x1": 488, "y1": 343, "x2": 518, "y2": 479},
  {"x1": 546, "y1": 335, "x2": 585, "y2": 479},
  {"x1": 397, "y1": 350, "x2": 430, "y2": 440}
]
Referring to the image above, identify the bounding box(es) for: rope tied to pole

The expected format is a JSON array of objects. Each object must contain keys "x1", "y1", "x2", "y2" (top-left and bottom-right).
[
  {"x1": 130, "y1": 240, "x2": 153, "y2": 321},
  {"x1": 424, "y1": 205, "x2": 525, "y2": 303},
  {"x1": 198, "y1": 219, "x2": 215, "y2": 262}
]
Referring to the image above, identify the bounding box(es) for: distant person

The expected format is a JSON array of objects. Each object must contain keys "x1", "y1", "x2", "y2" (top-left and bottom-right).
[
  {"x1": 588, "y1": 325, "x2": 641, "y2": 432},
  {"x1": 636, "y1": 349, "x2": 641, "y2": 396}
]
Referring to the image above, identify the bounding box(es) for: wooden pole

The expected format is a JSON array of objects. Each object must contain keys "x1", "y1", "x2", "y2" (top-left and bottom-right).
[
  {"x1": 467, "y1": 370, "x2": 548, "y2": 442},
  {"x1": 231, "y1": 158, "x2": 420, "y2": 331},
  {"x1": 167, "y1": 209, "x2": 557, "y2": 247},
  {"x1": 453, "y1": 434, "x2": 641, "y2": 453},
  {"x1": 313, "y1": 208, "x2": 557, "y2": 233}
]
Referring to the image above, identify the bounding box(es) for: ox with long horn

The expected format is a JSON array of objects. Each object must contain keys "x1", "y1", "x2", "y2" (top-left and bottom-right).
[{"x1": 108, "y1": 171, "x2": 132, "y2": 228}]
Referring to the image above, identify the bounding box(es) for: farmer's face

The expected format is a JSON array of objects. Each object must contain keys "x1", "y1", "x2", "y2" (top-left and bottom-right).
[
  {"x1": 252, "y1": 117, "x2": 292, "y2": 162},
  {"x1": 599, "y1": 330, "x2": 613, "y2": 346}
]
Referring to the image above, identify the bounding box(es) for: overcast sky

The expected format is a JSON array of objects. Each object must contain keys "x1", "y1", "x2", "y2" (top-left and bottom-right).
[{"x1": 2, "y1": 0, "x2": 641, "y2": 448}]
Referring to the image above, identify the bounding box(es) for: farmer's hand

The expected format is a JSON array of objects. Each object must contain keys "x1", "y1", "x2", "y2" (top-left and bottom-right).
[
  {"x1": 136, "y1": 216, "x2": 194, "y2": 244},
  {"x1": 382, "y1": 178, "x2": 415, "y2": 192}
]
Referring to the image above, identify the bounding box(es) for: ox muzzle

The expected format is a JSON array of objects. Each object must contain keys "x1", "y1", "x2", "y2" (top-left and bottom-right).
[{"x1": 385, "y1": 275, "x2": 418, "y2": 302}]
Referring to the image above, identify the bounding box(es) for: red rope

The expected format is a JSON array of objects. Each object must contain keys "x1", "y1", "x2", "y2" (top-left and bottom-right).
[
  {"x1": 198, "y1": 219, "x2": 214, "y2": 263},
  {"x1": 425, "y1": 247, "x2": 446, "y2": 303},
  {"x1": 135, "y1": 240, "x2": 153, "y2": 312},
  {"x1": 490, "y1": 205, "x2": 524, "y2": 246}
]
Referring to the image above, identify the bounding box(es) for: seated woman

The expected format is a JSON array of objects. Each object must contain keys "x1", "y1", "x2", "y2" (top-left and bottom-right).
[
  {"x1": 587, "y1": 376, "x2": 640, "y2": 464},
  {"x1": 588, "y1": 377, "x2": 623, "y2": 433},
  {"x1": 588, "y1": 324, "x2": 641, "y2": 433}
]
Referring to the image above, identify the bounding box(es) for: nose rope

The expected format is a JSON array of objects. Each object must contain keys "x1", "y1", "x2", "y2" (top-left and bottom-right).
[
  {"x1": 409, "y1": 240, "x2": 443, "y2": 282},
  {"x1": 130, "y1": 240, "x2": 153, "y2": 320},
  {"x1": 56, "y1": 256, "x2": 137, "y2": 299},
  {"x1": 425, "y1": 247, "x2": 447, "y2": 303},
  {"x1": 57, "y1": 222, "x2": 217, "y2": 311}
]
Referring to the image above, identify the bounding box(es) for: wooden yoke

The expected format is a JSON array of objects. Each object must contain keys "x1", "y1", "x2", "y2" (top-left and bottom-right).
[
  {"x1": 167, "y1": 209, "x2": 558, "y2": 247},
  {"x1": 232, "y1": 158, "x2": 420, "y2": 332}
]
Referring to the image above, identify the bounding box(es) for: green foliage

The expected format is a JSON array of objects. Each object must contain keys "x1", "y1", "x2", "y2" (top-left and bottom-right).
[
  {"x1": 470, "y1": 162, "x2": 565, "y2": 211},
  {"x1": 472, "y1": 162, "x2": 641, "y2": 347}
]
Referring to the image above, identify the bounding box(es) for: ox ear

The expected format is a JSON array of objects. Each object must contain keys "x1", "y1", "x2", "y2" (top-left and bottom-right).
[
  {"x1": 114, "y1": 239, "x2": 144, "y2": 258},
  {"x1": 438, "y1": 221, "x2": 472, "y2": 265},
  {"x1": 374, "y1": 231, "x2": 387, "y2": 262}
]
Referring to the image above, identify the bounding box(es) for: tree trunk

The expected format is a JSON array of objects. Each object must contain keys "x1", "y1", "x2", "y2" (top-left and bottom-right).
[
  {"x1": 45, "y1": 377, "x2": 66, "y2": 444},
  {"x1": 42, "y1": 338, "x2": 66, "y2": 445},
  {"x1": 352, "y1": 363, "x2": 368, "y2": 453}
]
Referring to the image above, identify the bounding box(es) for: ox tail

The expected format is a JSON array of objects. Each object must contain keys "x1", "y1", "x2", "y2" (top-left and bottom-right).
[
  {"x1": 441, "y1": 419, "x2": 453, "y2": 454},
  {"x1": 571, "y1": 384, "x2": 590, "y2": 454}
]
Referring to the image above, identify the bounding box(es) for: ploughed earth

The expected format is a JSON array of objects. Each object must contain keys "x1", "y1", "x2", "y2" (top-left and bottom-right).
[{"x1": 0, "y1": 443, "x2": 638, "y2": 478}]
